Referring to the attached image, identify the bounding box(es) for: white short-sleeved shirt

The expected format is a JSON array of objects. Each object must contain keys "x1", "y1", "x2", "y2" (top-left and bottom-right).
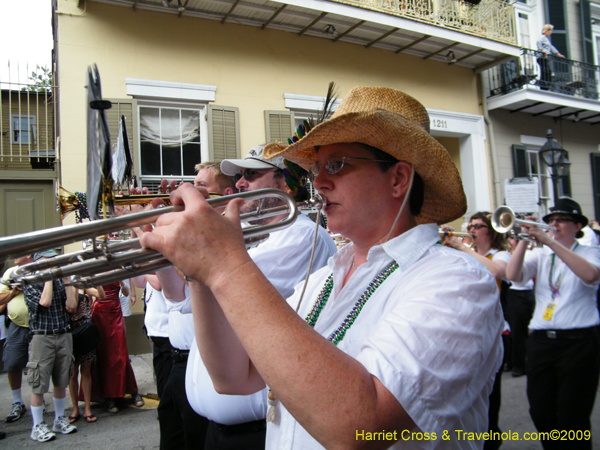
[
  {"x1": 522, "y1": 242, "x2": 600, "y2": 330},
  {"x1": 267, "y1": 224, "x2": 504, "y2": 450},
  {"x1": 143, "y1": 283, "x2": 169, "y2": 338},
  {"x1": 185, "y1": 215, "x2": 338, "y2": 424},
  {"x1": 163, "y1": 284, "x2": 195, "y2": 351}
]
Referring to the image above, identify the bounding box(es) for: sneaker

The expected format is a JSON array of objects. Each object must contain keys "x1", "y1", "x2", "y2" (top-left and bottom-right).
[
  {"x1": 52, "y1": 416, "x2": 77, "y2": 435},
  {"x1": 30, "y1": 422, "x2": 56, "y2": 443},
  {"x1": 133, "y1": 392, "x2": 144, "y2": 408},
  {"x1": 106, "y1": 399, "x2": 118, "y2": 413},
  {"x1": 6, "y1": 402, "x2": 26, "y2": 423}
]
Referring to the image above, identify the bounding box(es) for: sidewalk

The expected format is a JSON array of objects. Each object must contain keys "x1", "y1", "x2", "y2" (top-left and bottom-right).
[
  {"x1": 0, "y1": 353, "x2": 159, "y2": 448},
  {"x1": 1, "y1": 354, "x2": 600, "y2": 449}
]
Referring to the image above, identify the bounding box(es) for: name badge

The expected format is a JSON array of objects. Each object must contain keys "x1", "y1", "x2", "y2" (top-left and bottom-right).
[{"x1": 542, "y1": 302, "x2": 556, "y2": 321}]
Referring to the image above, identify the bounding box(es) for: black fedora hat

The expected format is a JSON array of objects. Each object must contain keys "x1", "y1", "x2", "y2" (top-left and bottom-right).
[{"x1": 542, "y1": 198, "x2": 588, "y2": 228}]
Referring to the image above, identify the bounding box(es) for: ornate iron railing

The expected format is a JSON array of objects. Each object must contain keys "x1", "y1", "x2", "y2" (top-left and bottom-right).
[
  {"x1": 486, "y1": 48, "x2": 599, "y2": 100},
  {"x1": 333, "y1": 0, "x2": 516, "y2": 44}
]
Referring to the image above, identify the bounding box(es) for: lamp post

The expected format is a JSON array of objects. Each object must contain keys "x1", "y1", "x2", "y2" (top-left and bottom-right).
[{"x1": 538, "y1": 129, "x2": 571, "y2": 203}]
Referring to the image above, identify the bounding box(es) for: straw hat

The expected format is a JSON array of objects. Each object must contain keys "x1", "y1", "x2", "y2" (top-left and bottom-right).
[{"x1": 263, "y1": 86, "x2": 467, "y2": 225}]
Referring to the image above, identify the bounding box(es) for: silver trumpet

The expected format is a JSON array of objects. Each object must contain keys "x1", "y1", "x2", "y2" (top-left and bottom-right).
[
  {"x1": 0, "y1": 189, "x2": 324, "y2": 288},
  {"x1": 491, "y1": 206, "x2": 555, "y2": 241}
]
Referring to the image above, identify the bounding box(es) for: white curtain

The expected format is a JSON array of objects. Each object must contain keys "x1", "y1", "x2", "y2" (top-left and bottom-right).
[{"x1": 140, "y1": 109, "x2": 199, "y2": 147}]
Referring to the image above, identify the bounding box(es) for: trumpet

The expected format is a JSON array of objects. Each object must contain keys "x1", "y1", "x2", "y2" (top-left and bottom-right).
[
  {"x1": 491, "y1": 206, "x2": 555, "y2": 240},
  {"x1": 439, "y1": 230, "x2": 474, "y2": 239},
  {"x1": 1, "y1": 189, "x2": 323, "y2": 289}
]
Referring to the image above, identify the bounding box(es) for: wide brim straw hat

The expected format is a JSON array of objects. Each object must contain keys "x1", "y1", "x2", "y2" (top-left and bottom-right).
[{"x1": 264, "y1": 86, "x2": 467, "y2": 225}]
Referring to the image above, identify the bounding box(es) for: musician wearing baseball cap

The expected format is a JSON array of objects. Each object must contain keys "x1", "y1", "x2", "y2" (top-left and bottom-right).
[
  {"x1": 141, "y1": 86, "x2": 504, "y2": 449},
  {"x1": 507, "y1": 197, "x2": 600, "y2": 449}
]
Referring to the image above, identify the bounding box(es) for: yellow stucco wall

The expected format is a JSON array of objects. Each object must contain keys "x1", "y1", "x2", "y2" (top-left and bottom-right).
[{"x1": 56, "y1": 0, "x2": 481, "y2": 194}]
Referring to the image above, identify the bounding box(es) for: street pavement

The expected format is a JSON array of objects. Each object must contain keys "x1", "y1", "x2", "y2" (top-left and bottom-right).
[{"x1": 0, "y1": 355, "x2": 599, "y2": 449}]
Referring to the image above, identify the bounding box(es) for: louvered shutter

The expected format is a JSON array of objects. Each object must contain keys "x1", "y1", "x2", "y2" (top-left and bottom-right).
[
  {"x1": 265, "y1": 111, "x2": 294, "y2": 144},
  {"x1": 105, "y1": 99, "x2": 135, "y2": 152},
  {"x1": 512, "y1": 144, "x2": 530, "y2": 178},
  {"x1": 208, "y1": 105, "x2": 240, "y2": 162},
  {"x1": 546, "y1": 0, "x2": 569, "y2": 57}
]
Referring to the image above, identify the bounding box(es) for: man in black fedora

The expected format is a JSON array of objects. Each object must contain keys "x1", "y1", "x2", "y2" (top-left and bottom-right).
[{"x1": 507, "y1": 197, "x2": 600, "y2": 449}]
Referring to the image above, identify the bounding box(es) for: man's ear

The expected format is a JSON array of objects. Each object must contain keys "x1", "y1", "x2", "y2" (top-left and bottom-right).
[
  {"x1": 391, "y1": 161, "x2": 414, "y2": 199},
  {"x1": 223, "y1": 187, "x2": 234, "y2": 196}
]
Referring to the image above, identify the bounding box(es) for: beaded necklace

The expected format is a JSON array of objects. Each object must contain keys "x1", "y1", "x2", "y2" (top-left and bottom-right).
[
  {"x1": 266, "y1": 259, "x2": 400, "y2": 423},
  {"x1": 548, "y1": 242, "x2": 578, "y2": 299},
  {"x1": 305, "y1": 260, "x2": 399, "y2": 345}
]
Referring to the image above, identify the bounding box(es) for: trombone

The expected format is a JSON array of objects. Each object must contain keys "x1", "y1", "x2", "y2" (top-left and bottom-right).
[
  {"x1": 1, "y1": 189, "x2": 323, "y2": 289},
  {"x1": 491, "y1": 206, "x2": 555, "y2": 241}
]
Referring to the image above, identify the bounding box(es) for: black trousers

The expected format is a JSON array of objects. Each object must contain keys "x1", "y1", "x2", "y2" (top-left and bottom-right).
[
  {"x1": 205, "y1": 419, "x2": 266, "y2": 450},
  {"x1": 527, "y1": 327, "x2": 600, "y2": 450},
  {"x1": 537, "y1": 57, "x2": 552, "y2": 90},
  {"x1": 151, "y1": 336, "x2": 174, "y2": 400},
  {"x1": 158, "y1": 357, "x2": 209, "y2": 450},
  {"x1": 506, "y1": 289, "x2": 535, "y2": 372}
]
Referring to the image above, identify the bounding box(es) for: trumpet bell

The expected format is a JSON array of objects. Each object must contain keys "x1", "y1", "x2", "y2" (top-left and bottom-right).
[{"x1": 492, "y1": 206, "x2": 515, "y2": 233}]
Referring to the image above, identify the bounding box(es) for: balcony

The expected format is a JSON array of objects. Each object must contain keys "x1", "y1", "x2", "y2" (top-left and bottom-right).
[
  {"x1": 91, "y1": 0, "x2": 520, "y2": 71},
  {"x1": 485, "y1": 48, "x2": 600, "y2": 124},
  {"x1": 1, "y1": 76, "x2": 57, "y2": 171},
  {"x1": 332, "y1": 0, "x2": 516, "y2": 44}
]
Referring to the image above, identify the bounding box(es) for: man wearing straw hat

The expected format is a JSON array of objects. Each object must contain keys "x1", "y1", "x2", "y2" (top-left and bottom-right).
[{"x1": 141, "y1": 86, "x2": 504, "y2": 449}]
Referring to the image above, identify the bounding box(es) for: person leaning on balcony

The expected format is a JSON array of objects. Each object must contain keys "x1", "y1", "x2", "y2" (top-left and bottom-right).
[{"x1": 536, "y1": 24, "x2": 565, "y2": 90}]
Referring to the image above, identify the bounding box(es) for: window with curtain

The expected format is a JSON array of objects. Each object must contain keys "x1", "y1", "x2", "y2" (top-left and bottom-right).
[{"x1": 139, "y1": 106, "x2": 202, "y2": 181}]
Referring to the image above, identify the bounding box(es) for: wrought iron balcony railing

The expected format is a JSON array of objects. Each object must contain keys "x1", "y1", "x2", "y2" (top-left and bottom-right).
[
  {"x1": 333, "y1": 0, "x2": 516, "y2": 44},
  {"x1": 486, "y1": 48, "x2": 599, "y2": 100}
]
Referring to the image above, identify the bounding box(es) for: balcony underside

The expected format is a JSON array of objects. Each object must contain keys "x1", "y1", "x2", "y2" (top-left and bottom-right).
[
  {"x1": 92, "y1": 0, "x2": 520, "y2": 71},
  {"x1": 487, "y1": 89, "x2": 600, "y2": 125}
]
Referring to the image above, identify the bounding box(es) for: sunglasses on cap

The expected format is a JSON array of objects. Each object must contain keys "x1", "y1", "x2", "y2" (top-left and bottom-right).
[
  {"x1": 233, "y1": 168, "x2": 278, "y2": 184},
  {"x1": 308, "y1": 155, "x2": 391, "y2": 182}
]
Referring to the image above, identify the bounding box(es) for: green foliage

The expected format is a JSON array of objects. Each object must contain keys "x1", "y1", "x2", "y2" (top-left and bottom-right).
[{"x1": 21, "y1": 65, "x2": 53, "y2": 92}]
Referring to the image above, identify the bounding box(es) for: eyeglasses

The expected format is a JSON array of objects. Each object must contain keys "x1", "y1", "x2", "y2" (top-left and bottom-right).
[
  {"x1": 233, "y1": 168, "x2": 274, "y2": 184},
  {"x1": 547, "y1": 216, "x2": 574, "y2": 224},
  {"x1": 308, "y1": 155, "x2": 391, "y2": 182},
  {"x1": 466, "y1": 224, "x2": 488, "y2": 231}
]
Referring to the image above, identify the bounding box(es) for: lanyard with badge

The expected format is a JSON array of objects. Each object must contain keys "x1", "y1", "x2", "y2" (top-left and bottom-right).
[{"x1": 543, "y1": 242, "x2": 578, "y2": 320}]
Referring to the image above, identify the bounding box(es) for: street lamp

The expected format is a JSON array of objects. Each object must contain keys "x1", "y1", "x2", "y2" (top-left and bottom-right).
[{"x1": 539, "y1": 129, "x2": 571, "y2": 202}]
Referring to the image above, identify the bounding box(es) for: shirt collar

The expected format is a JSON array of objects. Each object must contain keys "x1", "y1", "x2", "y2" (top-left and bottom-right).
[{"x1": 329, "y1": 223, "x2": 441, "y2": 272}]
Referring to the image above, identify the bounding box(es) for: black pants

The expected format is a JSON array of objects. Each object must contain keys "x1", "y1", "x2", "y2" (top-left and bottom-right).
[
  {"x1": 158, "y1": 357, "x2": 209, "y2": 450},
  {"x1": 205, "y1": 419, "x2": 266, "y2": 450},
  {"x1": 151, "y1": 336, "x2": 174, "y2": 400},
  {"x1": 506, "y1": 289, "x2": 535, "y2": 372},
  {"x1": 537, "y1": 57, "x2": 552, "y2": 90},
  {"x1": 527, "y1": 328, "x2": 600, "y2": 449}
]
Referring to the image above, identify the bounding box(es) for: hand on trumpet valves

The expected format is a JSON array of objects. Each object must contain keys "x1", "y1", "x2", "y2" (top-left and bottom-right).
[
  {"x1": 140, "y1": 183, "x2": 252, "y2": 287},
  {"x1": 520, "y1": 216, "x2": 552, "y2": 244},
  {"x1": 439, "y1": 225, "x2": 462, "y2": 249}
]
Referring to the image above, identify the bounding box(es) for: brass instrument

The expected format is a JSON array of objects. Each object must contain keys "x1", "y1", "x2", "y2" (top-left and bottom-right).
[
  {"x1": 491, "y1": 206, "x2": 555, "y2": 241},
  {"x1": 439, "y1": 230, "x2": 473, "y2": 239},
  {"x1": 1, "y1": 189, "x2": 323, "y2": 289}
]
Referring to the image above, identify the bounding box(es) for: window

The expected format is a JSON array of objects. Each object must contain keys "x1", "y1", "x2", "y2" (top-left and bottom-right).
[
  {"x1": 512, "y1": 144, "x2": 571, "y2": 215},
  {"x1": 138, "y1": 105, "x2": 203, "y2": 186},
  {"x1": 11, "y1": 115, "x2": 36, "y2": 145}
]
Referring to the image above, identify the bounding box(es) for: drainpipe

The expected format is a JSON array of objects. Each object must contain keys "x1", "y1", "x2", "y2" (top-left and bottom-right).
[{"x1": 479, "y1": 73, "x2": 502, "y2": 210}]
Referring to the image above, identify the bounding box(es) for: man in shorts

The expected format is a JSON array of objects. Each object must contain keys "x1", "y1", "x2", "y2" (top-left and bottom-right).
[
  {"x1": 23, "y1": 250, "x2": 78, "y2": 443},
  {"x1": 0, "y1": 254, "x2": 34, "y2": 423}
]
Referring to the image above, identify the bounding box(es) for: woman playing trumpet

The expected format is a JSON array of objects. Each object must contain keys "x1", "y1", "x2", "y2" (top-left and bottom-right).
[{"x1": 442, "y1": 211, "x2": 511, "y2": 450}]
